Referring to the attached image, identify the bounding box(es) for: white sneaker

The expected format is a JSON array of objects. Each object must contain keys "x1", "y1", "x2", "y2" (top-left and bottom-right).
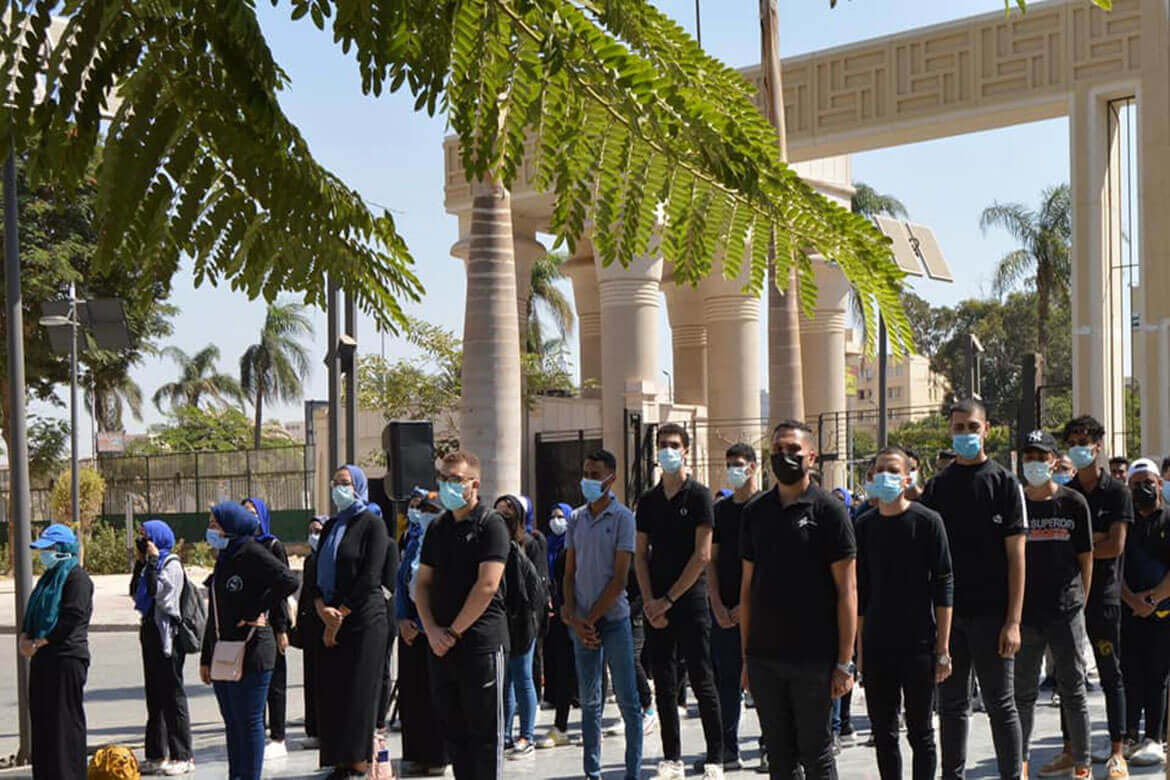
[
  {"x1": 537, "y1": 728, "x2": 569, "y2": 749},
  {"x1": 161, "y1": 760, "x2": 195, "y2": 776},
  {"x1": 703, "y1": 764, "x2": 725, "y2": 780},
  {"x1": 264, "y1": 740, "x2": 288, "y2": 760},
  {"x1": 1128, "y1": 738, "x2": 1165, "y2": 767},
  {"x1": 655, "y1": 759, "x2": 685, "y2": 780}
]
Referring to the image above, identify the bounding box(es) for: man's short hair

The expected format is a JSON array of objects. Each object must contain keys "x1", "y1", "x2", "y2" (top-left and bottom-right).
[
  {"x1": 585, "y1": 448, "x2": 617, "y2": 473},
  {"x1": 1161, "y1": 456, "x2": 1170, "y2": 475},
  {"x1": 441, "y1": 450, "x2": 481, "y2": 475},
  {"x1": 876, "y1": 446, "x2": 910, "y2": 473},
  {"x1": 1062, "y1": 415, "x2": 1105, "y2": 444},
  {"x1": 725, "y1": 442, "x2": 757, "y2": 464},
  {"x1": 1109, "y1": 456, "x2": 1129, "y2": 466},
  {"x1": 771, "y1": 419, "x2": 813, "y2": 444},
  {"x1": 949, "y1": 398, "x2": 987, "y2": 420},
  {"x1": 656, "y1": 422, "x2": 690, "y2": 449},
  {"x1": 900, "y1": 446, "x2": 920, "y2": 466}
]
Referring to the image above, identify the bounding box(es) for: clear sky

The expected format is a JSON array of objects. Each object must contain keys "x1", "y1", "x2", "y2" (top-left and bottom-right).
[{"x1": 29, "y1": 0, "x2": 1074, "y2": 453}]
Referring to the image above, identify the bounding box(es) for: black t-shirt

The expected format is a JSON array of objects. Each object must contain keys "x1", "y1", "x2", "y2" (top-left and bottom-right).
[
  {"x1": 636, "y1": 477, "x2": 715, "y2": 607},
  {"x1": 856, "y1": 502, "x2": 953, "y2": 653},
  {"x1": 419, "y1": 502, "x2": 511, "y2": 654},
  {"x1": 1022, "y1": 487, "x2": 1093, "y2": 625},
  {"x1": 921, "y1": 459, "x2": 1027, "y2": 619},
  {"x1": 1124, "y1": 507, "x2": 1170, "y2": 619},
  {"x1": 740, "y1": 483, "x2": 856, "y2": 663},
  {"x1": 1068, "y1": 470, "x2": 1134, "y2": 607},
  {"x1": 713, "y1": 494, "x2": 753, "y2": 609},
  {"x1": 39, "y1": 565, "x2": 94, "y2": 663}
]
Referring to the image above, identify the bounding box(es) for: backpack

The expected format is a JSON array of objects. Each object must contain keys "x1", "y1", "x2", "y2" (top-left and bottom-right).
[
  {"x1": 164, "y1": 555, "x2": 207, "y2": 655},
  {"x1": 504, "y1": 540, "x2": 545, "y2": 652}
]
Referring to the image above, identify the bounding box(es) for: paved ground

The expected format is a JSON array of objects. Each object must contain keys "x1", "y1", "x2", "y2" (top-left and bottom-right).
[{"x1": 0, "y1": 630, "x2": 1164, "y2": 778}]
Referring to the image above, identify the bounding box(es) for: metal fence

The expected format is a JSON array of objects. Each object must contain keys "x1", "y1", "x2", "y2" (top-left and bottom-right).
[{"x1": 97, "y1": 446, "x2": 312, "y2": 517}]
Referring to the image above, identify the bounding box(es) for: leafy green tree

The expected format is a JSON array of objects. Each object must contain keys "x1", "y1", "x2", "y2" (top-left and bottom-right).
[
  {"x1": 26, "y1": 415, "x2": 69, "y2": 484},
  {"x1": 980, "y1": 184, "x2": 1071, "y2": 360},
  {"x1": 851, "y1": 183, "x2": 909, "y2": 221},
  {"x1": 240, "y1": 300, "x2": 314, "y2": 449},
  {"x1": 152, "y1": 345, "x2": 244, "y2": 413},
  {"x1": 127, "y1": 405, "x2": 298, "y2": 455}
]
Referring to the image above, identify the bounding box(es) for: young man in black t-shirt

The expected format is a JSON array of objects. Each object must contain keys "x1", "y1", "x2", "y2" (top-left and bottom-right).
[
  {"x1": 1062, "y1": 415, "x2": 1132, "y2": 773},
  {"x1": 416, "y1": 450, "x2": 511, "y2": 780},
  {"x1": 1120, "y1": 460, "x2": 1170, "y2": 767},
  {"x1": 1014, "y1": 431, "x2": 1093, "y2": 779},
  {"x1": 634, "y1": 423, "x2": 725, "y2": 780},
  {"x1": 741, "y1": 420, "x2": 856, "y2": 780},
  {"x1": 920, "y1": 398, "x2": 1026, "y2": 780},
  {"x1": 707, "y1": 443, "x2": 760, "y2": 771},
  {"x1": 857, "y1": 445, "x2": 953, "y2": 780}
]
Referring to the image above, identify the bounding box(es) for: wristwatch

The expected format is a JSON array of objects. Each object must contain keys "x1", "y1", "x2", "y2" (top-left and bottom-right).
[
  {"x1": 937, "y1": 652, "x2": 952, "y2": 667},
  {"x1": 835, "y1": 661, "x2": 856, "y2": 676}
]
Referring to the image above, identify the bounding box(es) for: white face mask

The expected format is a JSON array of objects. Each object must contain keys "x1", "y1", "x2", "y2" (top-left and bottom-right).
[{"x1": 549, "y1": 516, "x2": 568, "y2": 535}]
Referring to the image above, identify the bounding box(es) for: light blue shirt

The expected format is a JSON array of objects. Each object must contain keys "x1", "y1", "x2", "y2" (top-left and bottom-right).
[{"x1": 567, "y1": 496, "x2": 636, "y2": 623}]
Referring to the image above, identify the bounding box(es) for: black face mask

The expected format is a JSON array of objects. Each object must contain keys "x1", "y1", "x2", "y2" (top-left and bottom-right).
[
  {"x1": 771, "y1": 452, "x2": 807, "y2": 486},
  {"x1": 1133, "y1": 483, "x2": 1158, "y2": 509}
]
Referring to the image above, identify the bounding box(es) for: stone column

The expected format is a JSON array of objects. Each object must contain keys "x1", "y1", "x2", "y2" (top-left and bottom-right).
[
  {"x1": 597, "y1": 253, "x2": 663, "y2": 501},
  {"x1": 799, "y1": 260, "x2": 852, "y2": 491},
  {"x1": 1137, "y1": 0, "x2": 1170, "y2": 455},
  {"x1": 1070, "y1": 87, "x2": 1126, "y2": 453},
  {"x1": 564, "y1": 245, "x2": 602, "y2": 398},
  {"x1": 701, "y1": 261, "x2": 762, "y2": 490},
  {"x1": 664, "y1": 278, "x2": 708, "y2": 407}
]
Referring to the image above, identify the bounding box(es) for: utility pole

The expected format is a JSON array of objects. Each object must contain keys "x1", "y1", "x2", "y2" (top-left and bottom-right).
[
  {"x1": 69, "y1": 282, "x2": 79, "y2": 529},
  {"x1": 4, "y1": 146, "x2": 34, "y2": 764},
  {"x1": 326, "y1": 277, "x2": 340, "y2": 472},
  {"x1": 344, "y1": 293, "x2": 357, "y2": 466},
  {"x1": 877, "y1": 318, "x2": 889, "y2": 448}
]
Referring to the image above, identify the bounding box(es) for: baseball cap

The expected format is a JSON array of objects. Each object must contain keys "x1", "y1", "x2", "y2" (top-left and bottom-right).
[
  {"x1": 30, "y1": 523, "x2": 77, "y2": 549},
  {"x1": 1128, "y1": 458, "x2": 1159, "y2": 479},
  {"x1": 1023, "y1": 430, "x2": 1058, "y2": 454}
]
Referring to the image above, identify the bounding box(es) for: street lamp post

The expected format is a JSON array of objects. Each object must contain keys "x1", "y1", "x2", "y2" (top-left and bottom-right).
[{"x1": 69, "y1": 283, "x2": 79, "y2": 528}]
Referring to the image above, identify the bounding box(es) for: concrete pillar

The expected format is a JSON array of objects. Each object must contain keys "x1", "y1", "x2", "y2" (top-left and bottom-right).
[
  {"x1": 1137, "y1": 0, "x2": 1170, "y2": 456},
  {"x1": 597, "y1": 253, "x2": 663, "y2": 502},
  {"x1": 799, "y1": 260, "x2": 852, "y2": 491},
  {"x1": 564, "y1": 246, "x2": 602, "y2": 397},
  {"x1": 1070, "y1": 87, "x2": 1126, "y2": 454},
  {"x1": 664, "y1": 278, "x2": 708, "y2": 407},
  {"x1": 700, "y1": 260, "x2": 762, "y2": 487}
]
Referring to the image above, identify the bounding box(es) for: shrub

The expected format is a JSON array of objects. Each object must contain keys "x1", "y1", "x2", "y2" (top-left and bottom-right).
[
  {"x1": 175, "y1": 539, "x2": 215, "y2": 569},
  {"x1": 84, "y1": 523, "x2": 133, "y2": 575}
]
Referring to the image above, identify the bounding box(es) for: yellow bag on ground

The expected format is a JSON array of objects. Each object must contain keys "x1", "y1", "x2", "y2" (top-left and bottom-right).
[{"x1": 87, "y1": 745, "x2": 140, "y2": 780}]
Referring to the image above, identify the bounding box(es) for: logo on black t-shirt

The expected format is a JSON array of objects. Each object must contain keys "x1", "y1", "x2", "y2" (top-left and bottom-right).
[
  {"x1": 992, "y1": 514, "x2": 1003, "y2": 525},
  {"x1": 796, "y1": 516, "x2": 816, "y2": 529},
  {"x1": 226, "y1": 575, "x2": 243, "y2": 592}
]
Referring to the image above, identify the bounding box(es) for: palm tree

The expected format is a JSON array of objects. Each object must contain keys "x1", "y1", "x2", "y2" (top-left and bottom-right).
[
  {"x1": 240, "y1": 300, "x2": 315, "y2": 449},
  {"x1": 850, "y1": 183, "x2": 910, "y2": 345},
  {"x1": 526, "y1": 253, "x2": 575, "y2": 358},
  {"x1": 152, "y1": 345, "x2": 244, "y2": 413},
  {"x1": 85, "y1": 369, "x2": 144, "y2": 433},
  {"x1": 979, "y1": 184, "x2": 1071, "y2": 358}
]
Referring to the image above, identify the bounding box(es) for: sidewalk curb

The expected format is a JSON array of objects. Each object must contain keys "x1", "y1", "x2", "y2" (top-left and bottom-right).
[{"x1": 0, "y1": 624, "x2": 138, "y2": 635}]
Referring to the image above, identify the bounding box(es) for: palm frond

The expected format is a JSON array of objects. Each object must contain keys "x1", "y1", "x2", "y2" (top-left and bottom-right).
[
  {"x1": 979, "y1": 202, "x2": 1037, "y2": 246},
  {"x1": 991, "y1": 249, "x2": 1035, "y2": 297}
]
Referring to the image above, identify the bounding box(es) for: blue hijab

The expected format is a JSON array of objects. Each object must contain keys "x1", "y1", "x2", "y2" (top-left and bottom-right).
[
  {"x1": 211, "y1": 502, "x2": 260, "y2": 577},
  {"x1": 546, "y1": 502, "x2": 571, "y2": 573},
  {"x1": 23, "y1": 524, "x2": 81, "y2": 639},
  {"x1": 317, "y1": 465, "x2": 370, "y2": 602},
  {"x1": 246, "y1": 497, "x2": 274, "y2": 543},
  {"x1": 134, "y1": 519, "x2": 176, "y2": 615}
]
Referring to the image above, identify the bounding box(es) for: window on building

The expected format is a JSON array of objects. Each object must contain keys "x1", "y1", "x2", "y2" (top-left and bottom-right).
[{"x1": 895, "y1": 365, "x2": 903, "y2": 377}]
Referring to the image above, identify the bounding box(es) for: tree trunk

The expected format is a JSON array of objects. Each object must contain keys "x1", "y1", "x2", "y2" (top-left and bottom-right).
[
  {"x1": 253, "y1": 384, "x2": 263, "y2": 451},
  {"x1": 1036, "y1": 258, "x2": 1049, "y2": 360},
  {"x1": 761, "y1": 0, "x2": 805, "y2": 428},
  {"x1": 461, "y1": 179, "x2": 522, "y2": 502}
]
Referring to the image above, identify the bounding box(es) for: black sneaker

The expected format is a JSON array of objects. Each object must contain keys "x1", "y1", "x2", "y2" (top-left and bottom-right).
[{"x1": 755, "y1": 752, "x2": 769, "y2": 774}]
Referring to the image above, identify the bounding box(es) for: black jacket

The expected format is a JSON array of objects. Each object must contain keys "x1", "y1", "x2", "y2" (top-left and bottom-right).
[{"x1": 303, "y1": 509, "x2": 391, "y2": 620}]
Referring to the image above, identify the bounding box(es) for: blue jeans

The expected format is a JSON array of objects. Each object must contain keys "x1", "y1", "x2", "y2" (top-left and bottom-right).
[
  {"x1": 572, "y1": 616, "x2": 643, "y2": 780},
  {"x1": 213, "y1": 670, "x2": 272, "y2": 780},
  {"x1": 711, "y1": 622, "x2": 744, "y2": 759},
  {"x1": 505, "y1": 640, "x2": 537, "y2": 743}
]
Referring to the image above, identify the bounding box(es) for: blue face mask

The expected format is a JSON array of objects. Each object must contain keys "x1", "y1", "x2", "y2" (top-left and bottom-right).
[
  {"x1": 952, "y1": 433, "x2": 982, "y2": 460},
  {"x1": 863, "y1": 479, "x2": 874, "y2": 497},
  {"x1": 727, "y1": 466, "x2": 750, "y2": 489},
  {"x1": 1053, "y1": 473, "x2": 1074, "y2": 486},
  {"x1": 1162, "y1": 483, "x2": 1170, "y2": 504},
  {"x1": 658, "y1": 447, "x2": 684, "y2": 474},
  {"x1": 1023, "y1": 461, "x2": 1053, "y2": 487},
  {"x1": 308, "y1": 533, "x2": 320, "y2": 552},
  {"x1": 1068, "y1": 445, "x2": 1096, "y2": 470},
  {"x1": 205, "y1": 528, "x2": 230, "y2": 550},
  {"x1": 438, "y1": 480, "x2": 468, "y2": 511},
  {"x1": 408, "y1": 507, "x2": 440, "y2": 531},
  {"x1": 331, "y1": 484, "x2": 355, "y2": 511},
  {"x1": 581, "y1": 478, "x2": 607, "y2": 503},
  {"x1": 872, "y1": 473, "x2": 906, "y2": 503},
  {"x1": 908, "y1": 470, "x2": 919, "y2": 487},
  {"x1": 39, "y1": 550, "x2": 67, "y2": 568}
]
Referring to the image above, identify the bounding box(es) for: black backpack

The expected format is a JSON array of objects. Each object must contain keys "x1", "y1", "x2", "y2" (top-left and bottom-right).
[
  {"x1": 504, "y1": 541, "x2": 546, "y2": 652},
  {"x1": 164, "y1": 555, "x2": 207, "y2": 655}
]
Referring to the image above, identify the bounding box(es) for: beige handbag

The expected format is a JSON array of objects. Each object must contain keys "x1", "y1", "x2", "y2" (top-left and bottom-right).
[{"x1": 209, "y1": 584, "x2": 255, "y2": 682}]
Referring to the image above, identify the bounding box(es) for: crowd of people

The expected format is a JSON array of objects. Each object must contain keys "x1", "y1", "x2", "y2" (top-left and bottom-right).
[{"x1": 15, "y1": 402, "x2": 1170, "y2": 780}]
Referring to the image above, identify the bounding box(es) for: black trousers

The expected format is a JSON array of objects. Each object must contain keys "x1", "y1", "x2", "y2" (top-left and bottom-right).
[
  {"x1": 938, "y1": 615, "x2": 1022, "y2": 780},
  {"x1": 377, "y1": 631, "x2": 397, "y2": 730},
  {"x1": 1121, "y1": 612, "x2": 1170, "y2": 741},
  {"x1": 748, "y1": 657, "x2": 836, "y2": 779},
  {"x1": 629, "y1": 597, "x2": 653, "y2": 710},
  {"x1": 544, "y1": 614, "x2": 577, "y2": 732},
  {"x1": 30, "y1": 652, "x2": 88, "y2": 780},
  {"x1": 864, "y1": 649, "x2": 936, "y2": 780},
  {"x1": 1088, "y1": 604, "x2": 1127, "y2": 743},
  {"x1": 399, "y1": 633, "x2": 448, "y2": 765},
  {"x1": 140, "y1": 621, "x2": 192, "y2": 761},
  {"x1": 432, "y1": 647, "x2": 504, "y2": 780},
  {"x1": 302, "y1": 636, "x2": 320, "y2": 739},
  {"x1": 266, "y1": 651, "x2": 287, "y2": 741},
  {"x1": 647, "y1": 601, "x2": 723, "y2": 763}
]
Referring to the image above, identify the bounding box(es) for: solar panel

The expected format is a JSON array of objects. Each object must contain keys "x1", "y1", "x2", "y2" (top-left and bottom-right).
[
  {"x1": 903, "y1": 223, "x2": 954, "y2": 282},
  {"x1": 873, "y1": 216, "x2": 924, "y2": 277}
]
